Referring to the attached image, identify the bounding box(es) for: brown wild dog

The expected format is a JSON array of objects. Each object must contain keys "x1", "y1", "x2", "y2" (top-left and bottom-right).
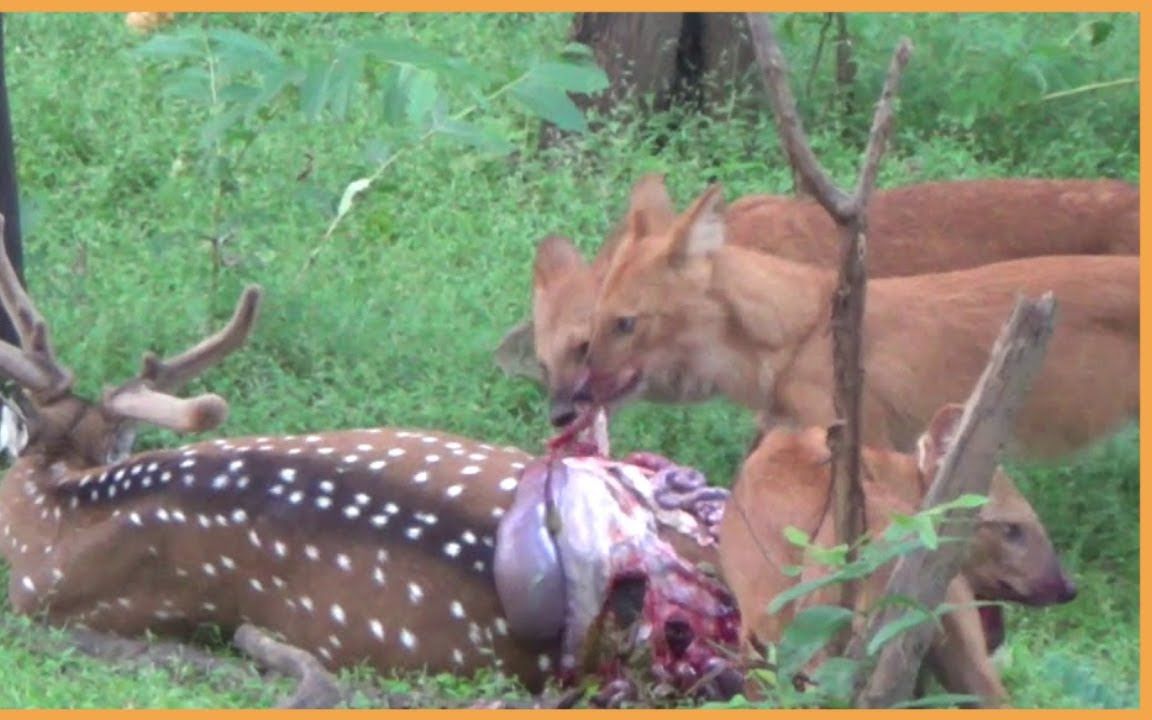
[
  {"x1": 719, "y1": 405, "x2": 1076, "y2": 707},
  {"x1": 580, "y1": 184, "x2": 1139, "y2": 462},
  {"x1": 508, "y1": 174, "x2": 1138, "y2": 429}
]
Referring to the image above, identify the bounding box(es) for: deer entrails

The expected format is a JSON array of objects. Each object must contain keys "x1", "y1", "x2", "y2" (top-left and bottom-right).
[{"x1": 0, "y1": 225, "x2": 740, "y2": 700}]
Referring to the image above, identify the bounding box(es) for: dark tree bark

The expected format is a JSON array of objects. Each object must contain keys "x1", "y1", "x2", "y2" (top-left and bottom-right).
[
  {"x1": 541, "y1": 13, "x2": 761, "y2": 147},
  {"x1": 0, "y1": 13, "x2": 25, "y2": 348}
]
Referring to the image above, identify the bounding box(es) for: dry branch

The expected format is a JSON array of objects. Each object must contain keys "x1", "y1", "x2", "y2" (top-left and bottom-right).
[
  {"x1": 848, "y1": 294, "x2": 1058, "y2": 708},
  {"x1": 745, "y1": 12, "x2": 914, "y2": 655}
]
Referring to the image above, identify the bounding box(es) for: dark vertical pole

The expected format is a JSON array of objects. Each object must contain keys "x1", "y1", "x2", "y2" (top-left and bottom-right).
[{"x1": 0, "y1": 13, "x2": 25, "y2": 347}]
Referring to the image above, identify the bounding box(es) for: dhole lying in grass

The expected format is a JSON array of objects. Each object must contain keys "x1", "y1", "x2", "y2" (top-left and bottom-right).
[
  {"x1": 580, "y1": 184, "x2": 1139, "y2": 462},
  {"x1": 508, "y1": 174, "x2": 1138, "y2": 430},
  {"x1": 719, "y1": 405, "x2": 1077, "y2": 707}
]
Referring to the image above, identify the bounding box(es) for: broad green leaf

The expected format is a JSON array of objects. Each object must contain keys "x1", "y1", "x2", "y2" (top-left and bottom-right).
[
  {"x1": 159, "y1": 67, "x2": 212, "y2": 104},
  {"x1": 356, "y1": 37, "x2": 453, "y2": 71},
  {"x1": 132, "y1": 32, "x2": 203, "y2": 62},
  {"x1": 939, "y1": 493, "x2": 989, "y2": 510},
  {"x1": 808, "y1": 657, "x2": 860, "y2": 705},
  {"x1": 915, "y1": 517, "x2": 939, "y2": 551},
  {"x1": 768, "y1": 574, "x2": 843, "y2": 614},
  {"x1": 378, "y1": 66, "x2": 408, "y2": 127},
  {"x1": 199, "y1": 105, "x2": 249, "y2": 148},
  {"x1": 217, "y1": 82, "x2": 260, "y2": 105},
  {"x1": 436, "y1": 118, "x2": 514, "y2": 155},
  {"x1": 404, "y1": 68, "x2": 438, "y2": 127},
  {"x1": 528, "y1": 60, "x2": 608, "y2": 94},
  {"x1": 782, "y1": 525, "x2": 809, "y2": 548},
  {"x1": 559, "y1": 41, "x2": 596, "y2": 62},
  {"x1": 510, "y1": 81, "x2": 587, "y2": 133},
  {"x1": 777, "y1": 605, "x2": 854, "y2": 676},
  {"x1": 866, "y1": 609, "x2": 936, "y2": 656},
  {"x1": 207, "y1": 28, "x2": 282, "y2": 74},
  {"x1": 327, "y1": 48, "x2": 365, "y2": 122},
  {"x1": 299, "y1": 57, "x2": 334, "y2": 121},
  {"x1": 807, "y1": 543, "x2": 849, "y2": 568}
]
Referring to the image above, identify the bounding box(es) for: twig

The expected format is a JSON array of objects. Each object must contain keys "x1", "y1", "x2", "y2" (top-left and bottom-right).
[
  {"x1": 848, "y1": 294, "x2": 1058, "y2": 708},
  {"x1": 803, "y1": 14, "x2": 834, "y2": 103},
  {"x1": 745, "y1": 13, "x2": 850, "y2": 212}
]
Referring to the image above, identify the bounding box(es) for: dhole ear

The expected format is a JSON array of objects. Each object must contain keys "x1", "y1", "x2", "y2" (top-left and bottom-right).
[
  {"x1": 493, "y1": 319, "x2": 544, "y2": 383},
  {"x1": 916, "y1": 403, "x2": 967, "y2": 477},
  {"x1": 668, "y1": 184, "x2": 726, "y2": 267},
  {"x1": 623, "y1": 173, "x2": 677, "y2": 240},
  {"x1": 533, "y1": 235, "x2": 587, "y2": 291}
]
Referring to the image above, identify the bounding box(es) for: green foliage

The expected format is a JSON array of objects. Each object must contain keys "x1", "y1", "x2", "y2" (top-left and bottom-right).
[
  {"x1": 774, "y1": 13, "x2": 1138, "y2": 178},
  {"x1": 0, "y1": 11, "x2": 1138, "y2": 710}
]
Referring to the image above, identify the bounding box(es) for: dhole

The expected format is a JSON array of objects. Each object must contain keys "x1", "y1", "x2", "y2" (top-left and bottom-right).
[
  {"x1": 581, "y1": 184, "x2": 1139, "y2": 462},
  {"x1": 508, "y1": 175, "x2": 1138, "y2": 429},
  {"x1": 719, "y1": 405, "x2": 1077, "y2": 707}
]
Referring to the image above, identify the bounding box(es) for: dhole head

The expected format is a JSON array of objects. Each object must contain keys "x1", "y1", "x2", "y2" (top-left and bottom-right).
[
  {"x1": 917, "y1": 404, "x2": 1077, "y2": 608},
  {"x1": 528, "y1": 175, "x2": 680, "y2": 428},
  {"x1": 583, "y1": 184, "x2": 727, "y2": 406},
  {"x1": 530, "y1": 235, "x2": 601, "y2": 428}
]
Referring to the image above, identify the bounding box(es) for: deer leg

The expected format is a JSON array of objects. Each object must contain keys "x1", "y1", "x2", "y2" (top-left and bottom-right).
[{"x1": 232, "y1": 624, "x2": 345, "y2": 709}]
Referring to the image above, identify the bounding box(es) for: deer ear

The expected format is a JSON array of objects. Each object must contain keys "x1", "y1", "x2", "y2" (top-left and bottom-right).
[
  {"x1": 532, "y1": 235, "x2": 587, "y2": 292},
  {"x1": 916, "y1": 403, "x2": 967, "y2": 477},
  {"x1": 623, "y1": 173, "x2": 677, "y2": 240},
  {"x1": 668, "y1": 184, "x2": 726, "y2": 267}
]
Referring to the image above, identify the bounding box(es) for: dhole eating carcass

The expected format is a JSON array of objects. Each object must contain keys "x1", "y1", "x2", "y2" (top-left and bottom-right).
[
  {"x1": 718, "y1": 405, "x2": 1078, "y2": 707},
  {"x1": 504, "y1": 174, "x2": 1138, "y2": 429},
  {"x1": 580, "y1": 183, "x2": 1139, "y2": 462}
]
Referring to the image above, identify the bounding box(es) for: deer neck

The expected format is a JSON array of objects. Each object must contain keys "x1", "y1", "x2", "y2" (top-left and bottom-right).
[{"x1": 707, "y1": 246, "x2": 835, "y2": 413}]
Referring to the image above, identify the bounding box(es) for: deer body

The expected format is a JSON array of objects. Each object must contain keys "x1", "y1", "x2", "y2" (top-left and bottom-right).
[
  {"x1": 2, "y1": 427, "x2": 569, "y2": 689},
  {"x1": 584, "y1": 186, "x2": 1140, "y2": 461},
  {"x1": 506, "y1": 175, "x2": 1138, "y2": 428}
]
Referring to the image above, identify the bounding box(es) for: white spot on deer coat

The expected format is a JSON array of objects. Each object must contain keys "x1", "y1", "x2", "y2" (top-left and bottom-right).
[
  {"x1": 408, "y1": 582, "x2": 424, "y2": 604},
  {"x1": 330, "y1": 603, "x2": 347, "y2": 625},
  {"x1": 370, "y1": 619, "x2": 385, "y2": 641},
  {"x1": 400, "y1": 628, "x2": 417, "y2": 650},
  {"x1": 460, "y1": 466, "x2": 481, "y2": 476},
  {"x1": 387, "y1": 448, "x2": 406, "y2": 458}
]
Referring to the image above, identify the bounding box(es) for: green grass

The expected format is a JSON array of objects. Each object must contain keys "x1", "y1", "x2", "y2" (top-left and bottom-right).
[{"x1": 0, "y1": 11, "x2": 1139, "y2": 709}]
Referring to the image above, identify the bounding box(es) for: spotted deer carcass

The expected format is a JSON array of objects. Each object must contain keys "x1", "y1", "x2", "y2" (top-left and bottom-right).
[{"x1": 0, "y1": 227, "x2": 740, "y2": 701}]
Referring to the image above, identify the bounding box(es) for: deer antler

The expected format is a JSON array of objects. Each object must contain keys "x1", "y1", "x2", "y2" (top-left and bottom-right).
[
  {"x1": 0, "y1": 215, "x2": 74, "y2": 399},
  {"x1": 136, "y1": 284, "x2": 263, "y2": 394},
  {"x1": 102, "y1": 284, "x2": 263, "y2": 434}
]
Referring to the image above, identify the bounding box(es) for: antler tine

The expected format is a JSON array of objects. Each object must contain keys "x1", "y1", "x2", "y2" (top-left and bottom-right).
[
  {"x1": 97, "y1": 285, "x2": 260, "y2": 436},
  {"x1": 103, "y1": 385, "x2": 230, "y2": 435},
  {"x1": 0, "y1": 214, "x2": 74, "y2": 398},
  {"x1": 136, "y1": 284, "x2": 263, "y2": 394}
]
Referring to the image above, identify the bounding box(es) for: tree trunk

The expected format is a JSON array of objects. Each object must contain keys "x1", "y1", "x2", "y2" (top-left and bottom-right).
[
  {"x1": 541, "y1": 13, "x2": 761, "y2": 147},
  {"x1": 0, "y1": 13, "x2": 25, "y2": 348}
]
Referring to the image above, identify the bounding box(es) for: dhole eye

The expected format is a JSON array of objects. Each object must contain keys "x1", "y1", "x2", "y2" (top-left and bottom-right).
[
  {"x1": 1003, "y1": 523, "x2": 1024, "y2": 542},
  {"x1": 614, "y1": 316, "x2": 636, "y2": 335}
]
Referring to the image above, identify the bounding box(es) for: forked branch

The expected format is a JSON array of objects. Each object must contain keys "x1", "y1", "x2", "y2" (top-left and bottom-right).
[{"x1": 745, "y1": 12, "x2": 913, "y2": 655}]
